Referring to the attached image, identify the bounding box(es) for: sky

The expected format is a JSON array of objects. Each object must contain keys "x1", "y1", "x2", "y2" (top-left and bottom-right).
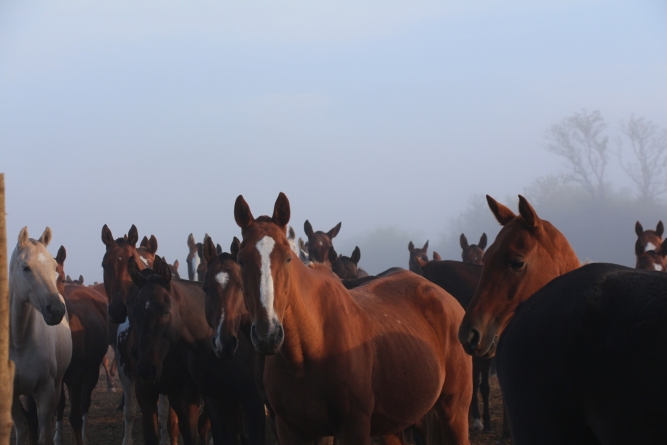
[{"x1": 1, "y1": 0, "x2": 666, "y2": 281}]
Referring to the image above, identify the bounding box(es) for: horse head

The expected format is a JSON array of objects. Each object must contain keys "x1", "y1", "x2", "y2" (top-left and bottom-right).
[
  {"x1": 458, "y1": 195, "x2": 580, "y2": 358},
  {"x1": 10, "y1": 227, "x2": 66, "y2": 325},
  {"x1": 202, "y1": 236, "x2": 246, "y2": 359},
  {"x1": 408, "y1": 240, "x2": 429, "y2": 273},
  {"x1": 303, "y1": 219, "x2": 341, "y2": 263},
  {"x1": 635, "y1": 239, "x2": 667, "y2": 271},
  {"x1": 635, "y1": 221, "x2": 663, "y2": 256},
  {"x1": 101, "y1": 224, "x2": 157, "y2": 323},
  {"x1": 331, "y1": 246, "x2": 363, "y2": 280},
  {"x1": 460, "y1": 233, "x2": 487, "y2": 265}
]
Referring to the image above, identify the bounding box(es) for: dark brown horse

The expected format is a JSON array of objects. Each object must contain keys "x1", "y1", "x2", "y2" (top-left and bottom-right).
[
  {"x1": 234, "y1": 192, "x2": 471, "y2": 445},
  {"x1": 635, "y1": 240, "x2": 667, "y2": 271},
  {"x1": 166, "y1": 259, "x2": 180, "y2": 278},
  {"x1": 460, "y1": 233, "x2": 487, "y2": 265},
  {"x1": 635, "y1": 220, "x2": 663, "y2": 254},
  {"x1": 329, "y1": 246, "x2": 369, "y2": 280},
  {"x1": 129, "y1": 254, "x2": 265, "y2": 445},
  {"x1": 53, "y1": 245, "x2": 110, "y2": 445},
  {"x1": 304, "y1": 219, "x2": 341, "y2": 263},
  {"x1": 407, "y1": 240, "x2": 429, "y2": 273}
]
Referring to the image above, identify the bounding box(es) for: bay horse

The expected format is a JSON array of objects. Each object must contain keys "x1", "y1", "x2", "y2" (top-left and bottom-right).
[
  {"x1": 166, "y1": 259, "x2": 180, "y2": 278},
  {"x1": 497, "y1": 262, "x2": 667, "y2": 444},
  {"x1": 329, "y1": 246, "x2": 369, "y2": 280},
  {"x1": 634, "y1": 240, "x2": 667, "y2": 271},
  {"x1": 53, "y1": 245, "x2": 110, "y2": 445},
  {"x1": 234, "y1": 192, "x2": 472, "y2": 445},
  {"x1": 407, "y1": 240, "x2": 429, "y2": 273},
  {"x1": 459, "y1": 233, "x2": 487, "y2": 266},
  {"x1": 303, "y1": 219, "x2": 341, "y2": 263},
  {"x1": 634, "y1": 220, "x2": 663, "y2": 253},
  {"x1": 10, "y1": 227, "x2": 72, "y2": 445}
]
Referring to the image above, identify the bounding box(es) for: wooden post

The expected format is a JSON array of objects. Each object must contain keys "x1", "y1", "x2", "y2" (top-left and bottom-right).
[{"x1": 0, "y1": 174, "x2": 15, "y2": 443}]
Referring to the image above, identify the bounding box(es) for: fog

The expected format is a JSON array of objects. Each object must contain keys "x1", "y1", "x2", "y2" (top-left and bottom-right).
[{"x1": 1, "y1": 0, "x2": 666, "y2": 281}]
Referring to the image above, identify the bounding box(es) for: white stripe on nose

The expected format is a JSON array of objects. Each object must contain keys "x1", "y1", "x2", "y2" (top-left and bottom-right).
[
  {"x1": 215, "y1": 310, "x2": 225, "y2": 351},
  {"x1": 256, "y1": 236, "x2": 278, "y2": 329}
]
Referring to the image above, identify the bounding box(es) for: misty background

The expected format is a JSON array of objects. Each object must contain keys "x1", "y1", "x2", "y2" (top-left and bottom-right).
[{"x1": 1, "y1": 1, "x2": 666, "y2": 281}]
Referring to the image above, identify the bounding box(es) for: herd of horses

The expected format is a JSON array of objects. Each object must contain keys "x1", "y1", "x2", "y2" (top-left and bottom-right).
[{"x1": 8, "y1": 192, "x2": 667, "y2": 445}]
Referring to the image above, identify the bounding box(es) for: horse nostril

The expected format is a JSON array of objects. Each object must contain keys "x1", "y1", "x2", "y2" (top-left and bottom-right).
[{"x1": 468, "y1": 328, "x2": 481, "y2": 350}]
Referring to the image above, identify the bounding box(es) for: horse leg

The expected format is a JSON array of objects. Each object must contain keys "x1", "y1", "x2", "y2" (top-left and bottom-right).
[
  {"x1": 469, "y1": 359, "x2": 483, "y2": 431},
  {"x1": 480, "y1": 359, "x2": 492, "y2": 432},
  {"x1": 496, "y1": 404, "x2": 511, "y2": 445},
  {"x1": 241, "y1": 387, "x2": 266, "y2": 445},
  {"x1": 197, "y1": 407, "x2": 210, "y2": 445},
  {"x1": 76, "y1": 368, "x2": 101, "y2": 445},
  {"x1": 33, "y1": 381, "x2": 59, "y2": 445},
  {"x1": 101, "y1": 356, "x2": 114, "y2": 393},
  {"x1": 433, "y1": 393, "x2": 471, "y2": 445},
  {"x1": 118, "y1": 367, "x2": 136, "y2": 445},
  {"x1": 157, "y1": 395, "x2": 172, "y2": 445},
  {"x1": 167, "y1": 390, "x2": 200, "y2": 445},
  {"x1": 26, "y1": 396, "x2": 39, "y2": 445},
  {"x1": 378, "y1": 431, "x2": 406, "y2": 445},
  {"x1": 12, "y1": 394, "x2": 30, "y2": 445},
  {"x1": 67, "y1": 378, "x2": 85, "y2": 445},
  {"x1": 53, "y1": 387, "x2": 65, "y2": 445},
  {"x1": 135, "y1": 384, "x2": 160, "y2": 445}
]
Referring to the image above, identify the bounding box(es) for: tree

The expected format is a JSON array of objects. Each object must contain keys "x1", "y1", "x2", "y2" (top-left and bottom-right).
[
  {"x1": 618, "y1": 115, "x2": 667, "y2": 202},
  {"x1": 545, "y1": 110, "x2": 609, "y2": 201}
]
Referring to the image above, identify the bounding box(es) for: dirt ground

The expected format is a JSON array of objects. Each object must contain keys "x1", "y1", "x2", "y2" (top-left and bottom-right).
[{"x1": 14, "y1": 352, "x2": 507, "y2": 445}]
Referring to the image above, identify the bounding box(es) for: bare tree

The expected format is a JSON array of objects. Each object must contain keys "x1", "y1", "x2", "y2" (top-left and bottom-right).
[
  {"x1": 618, "y1": 115, "x2": 667, "y2": 202},
  {"x1": 545, "y1": 109, "x2": 609, "y2": 200}
]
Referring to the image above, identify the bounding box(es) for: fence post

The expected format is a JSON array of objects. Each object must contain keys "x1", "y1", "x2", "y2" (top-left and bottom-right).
[{"x1": 0, "y1": 174, "x2": 15, "y2": 443}]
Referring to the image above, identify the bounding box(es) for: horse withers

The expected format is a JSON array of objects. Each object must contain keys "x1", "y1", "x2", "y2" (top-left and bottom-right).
[
  {"x1": 234, "y1": 193, "x2": 472, "y2": 445},
  {"x1": 10, "y1": 227, "x2": 72, "y2": 445}
]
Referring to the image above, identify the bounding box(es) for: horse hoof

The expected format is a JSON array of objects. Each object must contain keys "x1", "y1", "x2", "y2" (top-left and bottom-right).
[{"x1": 472, "y1": 418, "x2": 484, "y2": 431}]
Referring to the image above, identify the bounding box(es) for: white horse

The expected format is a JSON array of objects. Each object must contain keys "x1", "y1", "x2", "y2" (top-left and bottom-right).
[{"x1": 10, "y1": 227, "x2": 72, "y2": 445}]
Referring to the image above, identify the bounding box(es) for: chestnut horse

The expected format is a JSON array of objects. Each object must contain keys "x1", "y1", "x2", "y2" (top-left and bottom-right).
[
  {"x1": 459, "y1": 233, "x2": 487, "y2": 266},
  {"x1": 634, "y1": 220, "x2": 663, "y2": 254},
  {"x1": 303, "y1": 219, "x2": 341, "y2": 263},
  {"x1": 53, "y1": 246, "x2": 109, "y2": 445},
  {"x1": 234, "y1": 193, "x2": 471, "y2": 445},
  {"x1": 634, "y1": 240, "x2": 667, "y2": 271}
]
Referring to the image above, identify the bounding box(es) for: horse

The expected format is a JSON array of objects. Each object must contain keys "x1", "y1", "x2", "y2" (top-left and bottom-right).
[
  {"x1": 65, "y1": 275, "x2": 84, "y2": 285},
  {"x1": 407, "y1": 240, "x2": 429, "y2": 273},
  {"x1": 101, "y1": 225, "x2": 175, "y2": 445},
  {"x1": 287, "y1": 226, "x2": 299, "y2": 256},
  {"x1": 635, "y1": 220, "x2": 663, "y2": 253},
  {"x1": 52, "y1": 245, "x2": 109, "y2": 445},
  {"x1": 329, "y1": 246, "x2": 369, "y2": 280},
  {"x1": 234, "y1": 192, "x2": 472, "y2": 445},
  {"x1": 456, "y1": 195, "x2": 580, "y2": 444},
  {"x1": 165, "y1": 259, "x2": 180, "y2": 278},
  {"x1": 459, "y1": 233, "x2": 487, "y2": 266},
  {"x1": 297, "y1": 238, "x2": 309, "y2": 263},
  {"x1": 186, "y1": 233, "x2": 209, "y2": 281},
  {"x1": 635, "y1": 240, "x2": 667, "y2": 271},
  {"x1": 498, "y1": 262, "x2": 667, "y2": 444},
  {"x1": 10, "y1": 227, "x2": 72, "y2": 445},
  {"x1": 303, "y1": 219, "x2": 341, "y2": 263}
]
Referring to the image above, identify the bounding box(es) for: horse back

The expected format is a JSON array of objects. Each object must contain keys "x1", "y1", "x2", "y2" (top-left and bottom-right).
[{"x1": 420, "y1": 260, "x2": 481, "y2": 309}]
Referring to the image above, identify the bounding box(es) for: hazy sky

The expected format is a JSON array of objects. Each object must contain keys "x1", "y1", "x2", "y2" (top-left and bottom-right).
[{"x1": 1, "y1": 0, "x2": 666, "y2": 281}]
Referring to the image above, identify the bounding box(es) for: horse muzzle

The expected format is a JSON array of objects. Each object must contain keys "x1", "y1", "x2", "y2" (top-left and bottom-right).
[
  {"x1": 212, "y1": 334, "x2": 239, "y2": 360},
  {"x1": 42, "y1": 301, "x2": 66, "y2": 326},
  {"x1": 458, "y1": 321, "x2": 498, "y2": 358},
  {"x1": 250, "y1": 322, "x2": 284, "y2": 355}
]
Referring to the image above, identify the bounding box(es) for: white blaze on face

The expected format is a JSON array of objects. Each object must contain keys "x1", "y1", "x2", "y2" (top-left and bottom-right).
[
  {"x1": 140, "y1": 255, "x2": 149, "y2": 267},
  {"x1": 646, "y1": 242, "x2": 657, "y2": 252},
  {"x1": 214, "y1": 310, "x2": 225, "y2": 352},
  {"x1": 256, "y1": 236, "x2": 278, "y2": 329},
  {"x1": 215, "y1": 272, "x2": 229, "y2": 289},
  {"x1": 654, "y1": 264, "x2": 663, "y2": 271},
  {"x1": 192, "y1": 254, "x2": 200, "y2": 276}
]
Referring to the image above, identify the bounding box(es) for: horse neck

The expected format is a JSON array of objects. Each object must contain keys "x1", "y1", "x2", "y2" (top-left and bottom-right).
[
  {"x1": 9, "y1": 289, "x2": 40, "y2": 349},
  {"x1": 543, "y1": 222, "x2": 581, "y2": 276},
  {"x1": 171, "y1": 281, "x2": 212, "y2": 349},
  {"x1": 278, "y1": 261, "x2": 358, "y2": 374}
]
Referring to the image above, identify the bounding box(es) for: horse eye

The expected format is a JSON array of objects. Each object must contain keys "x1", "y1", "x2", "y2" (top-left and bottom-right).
[
  {"x1": 238, "y1": 261, "x2": 244, "y2": 267},
  {"x1": 22, "y1": 266, "x2": 31, "y2": 272},
  {"x1": 286, "y1": 257, "x2": 292, "y2": 264},
  {"x1": 511, "y1": 260, "x2": 525, "y2": 270}
]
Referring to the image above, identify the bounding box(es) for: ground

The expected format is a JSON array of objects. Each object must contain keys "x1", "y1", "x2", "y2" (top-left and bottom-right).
[{"x1": 13, "y1": 351, "x2": 507, "y2": 445}]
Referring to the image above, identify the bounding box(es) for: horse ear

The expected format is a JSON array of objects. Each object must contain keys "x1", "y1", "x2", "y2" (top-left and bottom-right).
[
  {"x1": 408, "y1": 241, "x2": 414, "y2": 252},
  {"x1": 479, "y1": 233, "x2": 488, "y2": 250},
  {"x1": 433, "y1": 251, "x2": 442, "y2": 261},
  {"x1": 128, "y1": 256, "x2": 146, "y2": 288},
  {"x1": 56, "y1": 245, "x2": 66, "y2": 265},
  {"x1": 127, "y1": 225, "x2": 138, "y2": 246},
  {"x1": 304, "y1": 220, "x2": 314, "y2": 238},
  {"x1": 272, "y1": 192, "x2": 291, "y2": 228},
  {"x1": 140, "y1": 236, "x2": 148, "y2": 248},
  {"x1": 187, "y1": 233, "x2": 195, "y2": 249},
  {"x1": 328, "y1": 222, "x2": 342, "y2": 239},
  {"x1": 351, "y1": 246, "x2": 361, "y2": 264},
  {"x1": 635, "y1": 239, "x2": 645, "y2": 256},
  {"x1": 202, "y1": 237, "x2": 217, "y2": 263},
  {"x1": 660, "y1": 241, "x2": 667, "y2": 258},
  {"x1": 147, "y1": 235, "x2": 158, "y2": 254},
  {"x1": 102, "y1": 225, "x2": 114, "y2": 248},
  {"x1": 39, "y1": 227, "x2": 52, "y2": 247},
  {"x1": 298, "y1": 238, "x2": 307, "y2": 251},
  {"x1": 327, "y1": 247, "x2": 338, "y2": 265},
  {"x1": 154, "y1": 256, "x2": 171, "y2": 287},
  {"x1": 486, "y1": 195, "x2": 516, "y2": 226},
  {"x1": 657, "y1": 221, "x2": 664, "y2": 237},
  {"x1": 230, "y1": 237, "x2": 241, "y2": 259},
  {"x1": 234, "y1": 195, "x2": 255, "y2": 229},
  {"x1": 518, "y1": 195, "x2": 540, "y2": 229},
  {"x1": 66, "y1": 275, "x2": 72, "y2": 283},
  {"x1": 288, "y1": 226, "x2": 296, "y2": 240},
  {"x1": 635, "y1": 221, "x2": 644, "y2": 237},
  {"x1": 422, "y1": 240, "x2": 429, "y2": 252},
  {"x1": 173, "y1": 260, "x2": 179, "y2": 270},
  {"x1": 460, "y1": 234, "x2": 469, "y2": 250},
  {"x1": 78, "y1": 275, "x2": 84, "y2": 285},
  {"x1": 216, "y1": 244, "x2": 223, "y2": 255}
]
